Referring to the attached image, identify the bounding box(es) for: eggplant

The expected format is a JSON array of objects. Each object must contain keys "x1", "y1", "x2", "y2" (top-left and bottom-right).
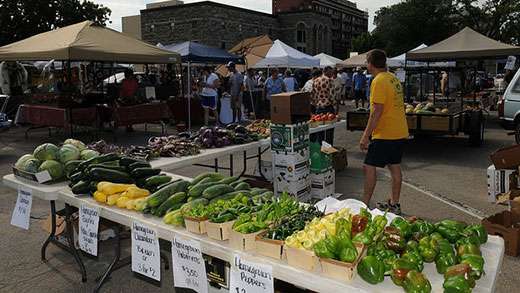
[
  {"x1": 201, "y1": 128, "x2": 214, "y2": 138},
  {"x1": 178, "y1": 132, "x2": 191, "y2": 139},
  {"x1": 202, "y1": 137, "x2": 214, "y2": 148},
  {"x1": 221, "y1": 137, "x2": 232, "y2": 146},
  {"x1": 234, "y1": 125, "x2": 248, "y2": 134}
]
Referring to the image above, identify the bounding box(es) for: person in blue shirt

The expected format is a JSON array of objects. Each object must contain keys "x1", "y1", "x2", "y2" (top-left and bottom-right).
[
  {"x1": 352, "y1": 67, "x2": 367, "y2": 108},
  {"x1": 263, "y1": 68, "x2": 286, "y2": 118}
]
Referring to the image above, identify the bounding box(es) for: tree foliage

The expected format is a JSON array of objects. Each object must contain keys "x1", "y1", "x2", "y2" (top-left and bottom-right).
[
  {"x1": 0, "y1": 0, "x2": 111, "y2": 45},
  {"x1": 371, "y1": 0, "x2": 520, "y2": 57},
  {"x1": 352, "y1": 33, "x2": 385, "y2": 54}
]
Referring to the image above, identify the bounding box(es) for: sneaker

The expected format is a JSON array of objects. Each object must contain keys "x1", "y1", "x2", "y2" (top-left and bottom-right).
[{"x1": 376, "y1": 200, "x2": 402, "y2": 215}]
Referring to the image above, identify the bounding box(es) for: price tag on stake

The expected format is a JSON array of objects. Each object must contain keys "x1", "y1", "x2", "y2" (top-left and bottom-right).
[
  {"x1": 78, "y1": 204, "x2": 100, "y2": 256},
  {"x1": 10, "y1": 187, "x2": 32, "y2": 230},
  {"x1": 172, "y1": 235, "x2": 208, "y2": 293},
  {"x1": 131, "y1": 221, "x2": 161, "y2": 281},
  {"x1": 230, "y1": 254, "x2": 274, "y2": 293}
]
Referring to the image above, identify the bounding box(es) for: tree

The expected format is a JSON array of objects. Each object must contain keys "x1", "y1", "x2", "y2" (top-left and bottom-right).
[
  {"x1": 0, "y1": 0, "x2": 111, "y2": 45},
  {"x1": 351, "y1": 33, "x2": 385, "y2": 53}
]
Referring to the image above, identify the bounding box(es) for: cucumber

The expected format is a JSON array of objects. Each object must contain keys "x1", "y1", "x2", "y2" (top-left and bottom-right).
[
  {"x1": 217, "y1": 176, "x2": 239, "y2": 185},
  {"x1": 89, "y1": 167, "x2": 133, "y2": 183},
  {"x1": 154, "y1": 192, "x2": 187, "y2": 217},
  {"x1": 89, "y1": 181, "x2": 99, "y2": 193},
  {"x1": 147, "y1": 180, "x2": 190, "y2": 208},
  {"x1": 188, "y1": 177, "x2": 214, "y2": 189},
  {"x1": 87, "y1": 163, "x2": 126, "y2": 173},
  {"x1": 202, "y1": 184, "x2": 235, "y2": 199},
  {"x1": 129, "y1": 161, "x2": 152, "y2": 170},
  {"x1": 234, "y1": 182, "x2": 250, "y2": 191},
  {"x1": 188, "y1": 181, "x2": 220, "y2": 198},
  {"x1": 165, "y1": 202, "x2": 184, "y2": 214},
  {"x1": 119, "y1": 156, "x2": 143, "y2": 167},
  {"x1": 191, "y1": 172, "x2": 225, "y2": 186},
  {"x1": 65, "y1": 160, "x2": 82, "y2": 178},
  {"x1": 70, "y1": 171, "x2": 85, "y2": 184},
  {"x1": 180, "y1": 198, "x2": 208, "y2": 214},
  {"x1": 209, "y1": 190, "x2": 250, "y2": 204},
  {"x1": 155, "y1": 179, "x2": 181, "y2": 192},
  {"x1": 145, "y1": 175, "x2": 172, "y2": 191},
  {"x1": 131, "y1": 167, "x2": 161, "y2": 178},
  {"x1": 71, "y1": 180, "x2": 91, "y2": 195},
  {"x1": 78, "y1": 153, "x2": 120, "y2": 171},
  {"x1": 230, "y1": 179, "x2": 246, "y2": 188},
  {"x1": 250, "y1": 188, "x2": 268, "y2": 196},
  {"x1": 136, "y1": 177, "x2": 147, "y2": 188}
]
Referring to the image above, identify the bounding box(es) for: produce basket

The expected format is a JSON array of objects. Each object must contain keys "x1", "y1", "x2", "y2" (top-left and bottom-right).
[
  {"x1": 206, "y1": 220, "x2": 236, "y2": 241},
  {"x1": 229, "y1": 229, "x2": 263, "y2": 251},
  {"x1": 309, "y1": 121, "x2": 322, "y2": 128},
  {"x1": 184, "y1": 216, "x2": 208, "y2": 235},
  {"x1": 285, "y1": 246, "x2": 318, "y2": 272},
  {"x1": 318, "y1": 243, "x2": 366, "y2": 281},
  {"x1": 255, "y1": 231, "x2": 286, "y2": 260}
]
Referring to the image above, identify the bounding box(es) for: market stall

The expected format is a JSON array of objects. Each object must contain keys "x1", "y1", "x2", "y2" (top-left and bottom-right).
[
  {"x1": 314, "y1": 53, "x2": 343, "y2": 68},
  {"x1": 0, "y1": 21, "x2": 181, "y2": 135},
  {"x1": 252, "y1": 40, "x2": 320, "y2": 69}
]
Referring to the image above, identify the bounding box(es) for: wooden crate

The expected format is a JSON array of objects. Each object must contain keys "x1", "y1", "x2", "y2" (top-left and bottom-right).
[
  {"x1": 184, "y1": 217, "x2": 208, "y2": 235},
  {"x1": 255, "y1": 231, "x2": 286, "y2": 260},
  {"x1": 206, "y1": 220, "x2": 235, "y2": 241},
  {"x1": 319, "y1": 244, "x2": 366, "y2": 282},
  {"x1": 420, "y1": 115, "x2": 458, "y2": 132},
  {"x1": 285, "y1": 246, "x2": 318, "y2": 272},
  {"x1": 406, "y1": 115, "x2": 417, "y2": 130},
  {"x1": 229, "y1": 230, "x2": 263, "y2": 251}
]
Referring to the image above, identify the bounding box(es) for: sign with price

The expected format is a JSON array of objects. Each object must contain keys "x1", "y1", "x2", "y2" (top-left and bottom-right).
[
  {"x1": 172, "y1": 235, "x2": 208, "y2": 293},
  {"x1": 131, "y1": 221, "x2": 161, "y2": 281},
  {"x1": 10, "y1": 187, "x2": 32, "y2": 230},
  {"x1": 230, "y1": 254, "x2": 274, "y2": 293},
  {"x1": 78, "y1": 204, "x2": 100, "y2": 256}
]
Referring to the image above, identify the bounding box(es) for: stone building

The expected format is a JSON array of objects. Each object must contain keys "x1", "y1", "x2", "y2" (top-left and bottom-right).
[{"x1": 137, "y1": 0, "x2": 368, "y2": 59}]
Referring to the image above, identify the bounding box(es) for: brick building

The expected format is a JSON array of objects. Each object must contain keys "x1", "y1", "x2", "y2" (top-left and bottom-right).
[{"x1": 138, "y1": 0, "x2": 368, "y2": 59}]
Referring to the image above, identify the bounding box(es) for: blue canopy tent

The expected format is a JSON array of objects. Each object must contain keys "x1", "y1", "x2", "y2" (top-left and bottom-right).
[{"x1": 158, "y1": 41, "x2": 244, "y2": 129}]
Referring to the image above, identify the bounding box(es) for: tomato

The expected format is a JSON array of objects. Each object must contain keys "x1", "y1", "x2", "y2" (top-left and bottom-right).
[{"x1": 327, "y1": 113, "x2": 336, "y2": 120}]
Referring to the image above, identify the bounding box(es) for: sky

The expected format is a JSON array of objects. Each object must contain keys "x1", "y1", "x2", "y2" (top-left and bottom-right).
[{"x1": 92, "y1": 0, "x2": 402, "y2": 31}]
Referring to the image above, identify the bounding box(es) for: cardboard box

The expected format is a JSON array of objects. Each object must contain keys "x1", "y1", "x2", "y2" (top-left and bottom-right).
[
  {"x1": 482, "y1": 211, "x2": 520, "y2": 256},
  {"x1": 255, "y1": 231, "x2": 285, "y2": 260},
  {"x1": 270, "y1": 92, "x2": 311, "y2": 124},
  {"x1": 310, "y1": 142, "x2": 332, "y2": 173},
  {"x1": 229, "y1": 230, "x2": 263, "y2": 251},
  {"x1": 286, "y1": 246, "x2": 317, "y2": 271},
  {"x1": 490, "y1": 145, "x2": 520, "y2": 170},
  {"x1": 274, "y1": 176, "x2": 311, "y2": 201},
  {"x1": 487, "y1": 165, "x2": 517, "y2": 202},
  {"x1": 311, "y1": 169, "x2": 335, "y2": 199},
  {"x1": 270, "y1": 123, "x2": 310, "y2": 152},
  {"x1": 332, "y1": 147, "x2": 348, "y2": 172},
  {"x1": 184, "y1": 217, "x2": 208, "y2": 235},
  {"x1": 206, "y1": 220, "x2": 235, "y2": 241},
  {"x1": 273, "y1": 150, "x2": 310, "y2": 182}
]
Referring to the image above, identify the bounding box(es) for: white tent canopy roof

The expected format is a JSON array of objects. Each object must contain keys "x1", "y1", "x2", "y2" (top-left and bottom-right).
[
  {"x1": 252, "y1": 40, "x2": 320, "y2": 69},
  {"x1": 314, "y1": 53, "x2": 343, "y2": 68},
  {"x1": 390, "y1": 44, "x2": 456, "y2": 68}
]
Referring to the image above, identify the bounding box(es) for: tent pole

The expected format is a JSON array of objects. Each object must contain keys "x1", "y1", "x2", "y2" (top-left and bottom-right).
[{"x1": 188, "y1": 61, "x2": 191, "y2": 131}]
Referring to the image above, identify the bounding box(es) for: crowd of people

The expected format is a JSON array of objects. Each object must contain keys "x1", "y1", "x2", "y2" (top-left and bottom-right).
[{"x1": 194, "y1": 63, "x2": 375, "y2": 125}]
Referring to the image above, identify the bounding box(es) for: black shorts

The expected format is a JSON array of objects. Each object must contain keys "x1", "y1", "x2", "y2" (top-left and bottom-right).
[
  {"x1": 354, "y1": 90, "x2": 366, "y2": 101},
  {"x1": 364, "y1": 139, "x2": 406, "y2": 168}
]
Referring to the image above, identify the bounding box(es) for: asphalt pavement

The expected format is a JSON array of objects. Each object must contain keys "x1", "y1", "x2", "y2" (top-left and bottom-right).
[{"x1": 0, "y1": 107, "x2": 518, "y2": 292}]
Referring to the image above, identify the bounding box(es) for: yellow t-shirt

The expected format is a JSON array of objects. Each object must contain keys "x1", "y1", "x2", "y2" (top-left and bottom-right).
[{"x1": 370, "y1": 72, "x2": 409, "y2": 140}]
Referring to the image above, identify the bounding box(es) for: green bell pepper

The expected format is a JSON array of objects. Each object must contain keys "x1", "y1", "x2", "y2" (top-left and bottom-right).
[
  {"x1": 324, "y1": 235, "x2": 340, "y2": 256},
  {"x1": 391, "y1": 217, "x2": 413, "y2": 239},
  {"x1": 461, "y1": 224, "x2": 488, "y2": 245},
  {"x1": 418, "y1": 236, "x2": 439, "y2": 263},
  {"x1": 435, "y1": 220, "x2": 465, "y2": 243},
  {"x1": 412, "y1": 219, "x2": 435, "y2": 239},
  {"x1": 336, "y1": 225, "x2": 358, "y2": 263},
  {"x1": 435, "y1": 251, "x2": 457, "y2": 274},
  {"x1": 335, "y1": 218, "x2": 352, "y2": 239},
  {"x1": 457, "y1": 243, "x2": 481, "y2": 259},
  {"x1": 407, "y1": 240, "x2": 419, "y2": 251},
  {"x1": 313, "y1": 239, "x2": 335, "y2": 259},
  {"x1": 403, "y1": 270, "x2": 432, "y2": 293},
  {"x1": 357, "y1": 255, "x2": 385, "y2": 285},
  {"x1": 443, "y1": 275, "x2": 472, "y2": 293},
  {"x1": 391, "y1": 258, "x2": 419, "y2": 286},
  {"x1": 402, "y1": 249, "x2": 424, "y2": 272},
  {"x1": 460, "y1": 254, "x2": 484, "y2": 280},
  {"x1": 444, "y1": 263, "x2": 476, "y2": 288},
  {"x1": 338, "y1": 243, "x2": 358, "y2": 263},
  {"x1": 437, "y1": 238, "x2": 455, "y2": 255},
  {"x1": 368, "y1": 242, "x2": 397, "y2": 275},
  {"x1": 360, "y1": 207, "x2": 372, "y2": 224},
  {"x1": 430, "y1": 232, "x2": 444, "y2": 243}
]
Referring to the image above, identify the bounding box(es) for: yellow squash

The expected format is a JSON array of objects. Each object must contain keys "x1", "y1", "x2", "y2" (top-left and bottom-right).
[
  {"x1": 125, "y1": 186, "x2": 150, "y2": 199},
  {"x1": 98, "y1": 182, "x2": 135, "y2": 195}
]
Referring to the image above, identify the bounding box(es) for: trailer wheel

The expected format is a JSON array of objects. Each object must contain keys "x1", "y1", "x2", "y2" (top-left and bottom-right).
[{"x1": 468, "y1": 111, "x2": 484, "y2": 146}]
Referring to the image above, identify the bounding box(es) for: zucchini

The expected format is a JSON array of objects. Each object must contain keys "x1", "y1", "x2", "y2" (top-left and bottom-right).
[
  {"x1": 135, "y1": 177, "x2": 147, "y2": 188},
  {"x1": 89, "y1": 181, "x2": 99, "y2": 193},
  {"x1": 188, "y1": 181, "x2": 220, "y2": 198},
  {"x1": 234, "y1": 182, "x2": 250, "y2": 191},
  {"x1": 217, "y1": 176, "x2": 239, "y2": 185},
  {"x1": 191, "y1": 172, "x2": 225, "y2": 186},
  {"x1": 78, "y1": 153, "x2": 120, "y2": 171},
  {"x1": 70, "y1": 171, "x2": 85, "y2": 184},
  {"x1": 89, "y1": 167, "x2": 133, "y2": 184},
  {"x1": 119, "y1": 156, "x2": 142, "y2": 167},
  {"x1": 250, "y1": 188, "x2": 268, "y2": 196},
  {"x1": 87, "y1": 163, "x2": 126, "y2": 173},
  {"x1": 129, "y1": 161, "x2": 152, "y2": 170},
  {"x1": 64, "y1": 160, "x2": 82, "y2": 178},
  {"x1": 209, "y1": 190, "x2": 250, "y2": 204},
  {"x1": 145, "y1": 175, "x2": 172, "y2": 191},
  {"x1": 230, "y1": 179, "x2": 246, "y2": 188},
  {"x1": 147, "y1": 180, "x2": 190, "y2": 208},
  {"x1": 71, "y1": 180, "x2": 91, "y2": 195},
  {"x1": 202, "y1": 184, "x2": 235, "y2": 199},
  {"x1": 130, "y1": 167, "x2": 161, "y2": 178},
  {"x1": 154, "y1": 192, "x2": 187, "y2": 217}
]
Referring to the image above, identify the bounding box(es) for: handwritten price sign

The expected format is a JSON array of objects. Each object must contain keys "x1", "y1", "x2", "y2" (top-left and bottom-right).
[
  {"x1": 172, "y1": 235, "x2": 208, "y2": 293},
  {"x1": 10, "y1": 188, "x2": 32, "y2": 230},
  {"x1": 132, "y1": 221, "x2": 161, "y2": 281},
  {"x1": 78, "y1": 204, "x2": 100, "y2": 256},
  {"x1": 230, "y1": 254, "x2": 273, "y2": 293}
]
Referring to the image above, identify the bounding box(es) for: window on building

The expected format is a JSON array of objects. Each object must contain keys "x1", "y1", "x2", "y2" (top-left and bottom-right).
[{"x1": 296, "y1": 23, "x2": 306, "y2": 43}]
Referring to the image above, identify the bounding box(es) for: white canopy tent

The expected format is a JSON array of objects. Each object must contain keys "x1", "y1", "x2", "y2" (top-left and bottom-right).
[
  {"x1": 390, "y1": 44, "x2": 456, "y2": 68},
  {"x1": 252, "y1": 40, "x2": 320, "y2": 68},
  {"x1": 314, "y1": 53, "x2": 343, "y2": 68}
]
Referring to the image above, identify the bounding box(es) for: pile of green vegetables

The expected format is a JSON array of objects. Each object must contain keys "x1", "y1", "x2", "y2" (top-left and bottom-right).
[
  {"x1": 313, "y1": 209, "x2": 388, "y2": 264},
  {"x1": 232, "y1": 193, "x2": 304, "y2": 234},
  {"x1": 357, "y1": 216, "x2": 488, "y2": 293},
  {"x1": 265, "y1": 205, "x2": 324, "y2": 241}
]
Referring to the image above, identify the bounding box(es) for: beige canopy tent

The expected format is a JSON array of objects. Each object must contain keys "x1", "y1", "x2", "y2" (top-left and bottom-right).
[
  {"x1": 338, "y1": 52, "x2": 368, "y2": 68},
  {"x1": 217, "y1": 35, "x2": 273, "y2": 75},
  {"x1": 0, "y1": 21, "x2": 180, "y2": 63},
  {"x1": 407, "y1": 27, "x2": 520, "y2": 61}
]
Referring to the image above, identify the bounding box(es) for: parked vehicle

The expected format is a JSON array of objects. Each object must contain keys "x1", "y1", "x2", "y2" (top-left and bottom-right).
[{"x1": 499, "y1": 69, "x2": 520, "y2": 142}]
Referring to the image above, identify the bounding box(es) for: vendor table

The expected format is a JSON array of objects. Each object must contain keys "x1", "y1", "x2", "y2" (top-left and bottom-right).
[{"x1": 54, "y1": 173, "x2": 504, "y2": 293}]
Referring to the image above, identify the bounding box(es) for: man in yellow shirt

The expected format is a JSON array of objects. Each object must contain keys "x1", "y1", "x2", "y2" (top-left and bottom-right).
[{"x1": 360, "y1": 49, "x2": 409, "y2": 214}]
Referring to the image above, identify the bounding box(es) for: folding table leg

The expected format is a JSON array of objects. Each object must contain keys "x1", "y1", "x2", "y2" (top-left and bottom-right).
[
  {"x1": 94, "y1": 225, "x2": 121, "y2": 293},
  {"x1": 160, "y1": 251, "x2": 170, "y2": 271},
  {"x1": 64, "y1": 204, "x2": 87, "y2": 282},
  {"x1": 41, "y1": 200, "x2": 57, "y2": 261},
  {"x1": 229, "y1": 154, "x2": 234, "y2": 176}
]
